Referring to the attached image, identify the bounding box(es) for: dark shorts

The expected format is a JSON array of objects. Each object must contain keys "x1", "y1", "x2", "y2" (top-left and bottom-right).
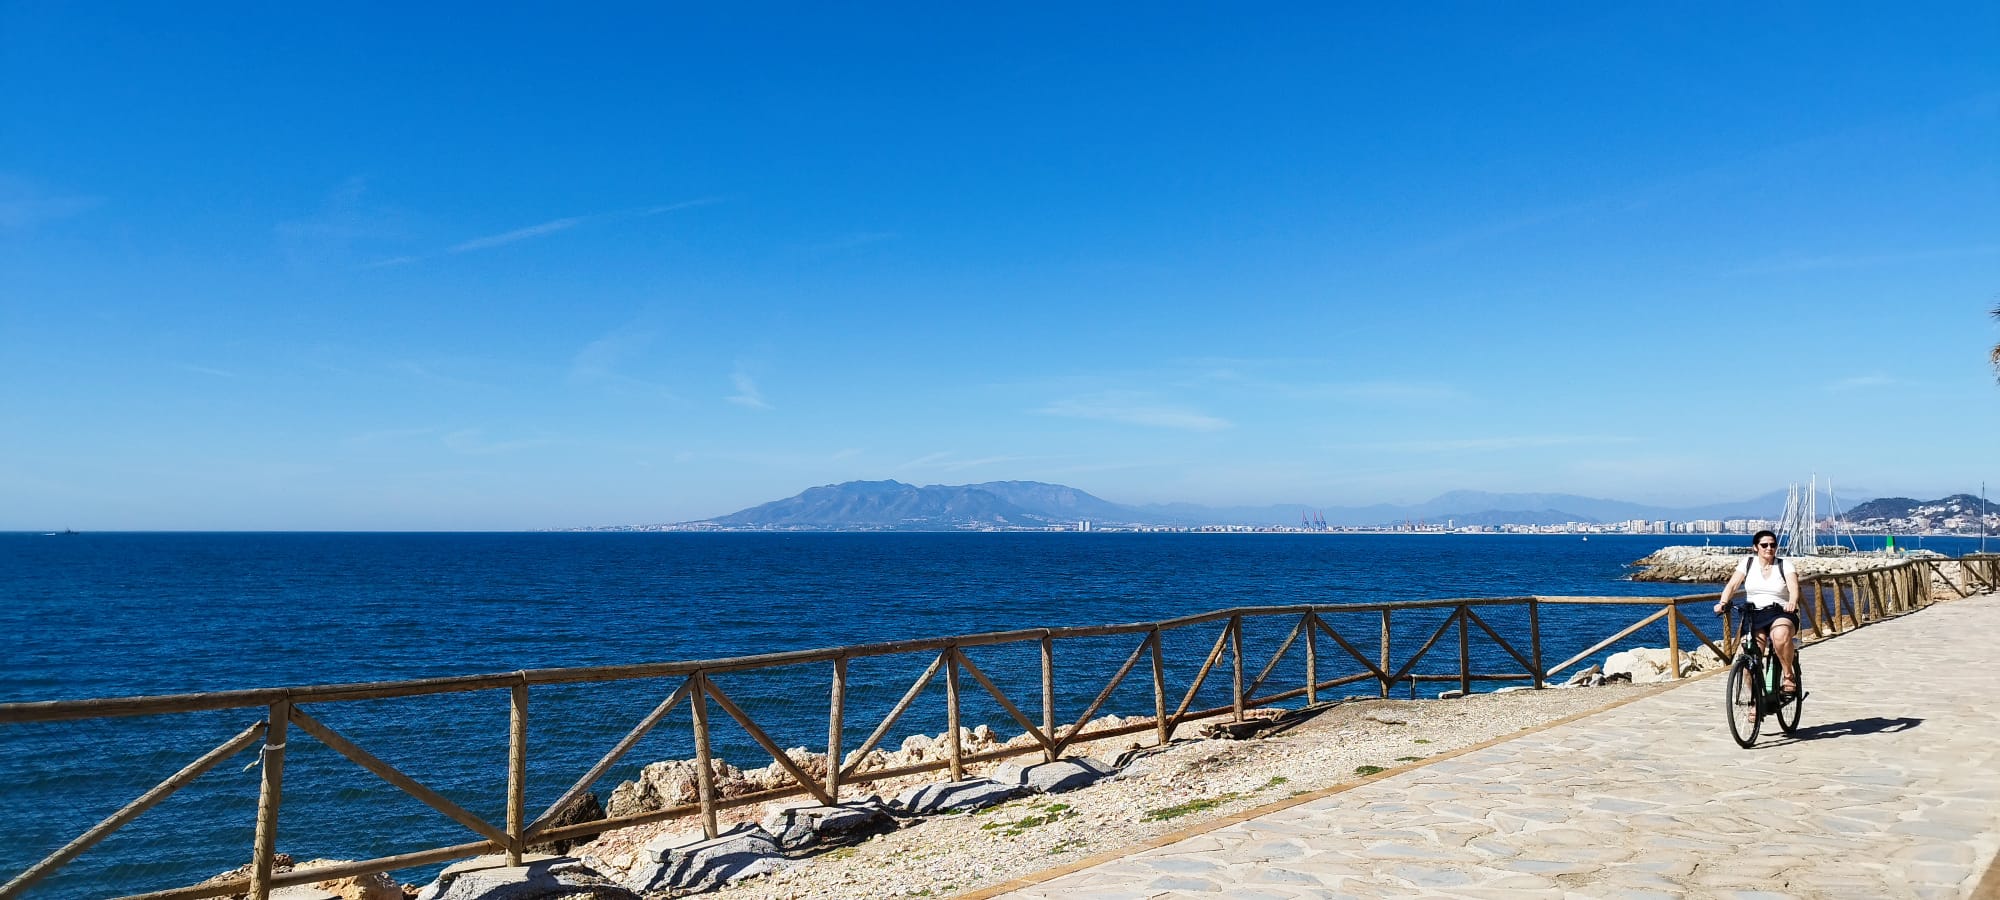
[{"x1": 1747, "y1": 604, "x2": 1800, "y2": 635}]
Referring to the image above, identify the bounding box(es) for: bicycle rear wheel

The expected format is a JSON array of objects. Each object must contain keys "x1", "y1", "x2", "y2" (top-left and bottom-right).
[
  {"x1": 1776, "y1": 653, "x2": 1804, "y2": 735},
  {"x1": 1726, "y1": 657, "x2": 1760, "y2": 747}
]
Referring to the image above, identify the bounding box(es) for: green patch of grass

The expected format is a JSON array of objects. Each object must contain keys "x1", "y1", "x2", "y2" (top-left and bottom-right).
[
  {"x1": 1395, "y1": 755, "x2": 1423, "y2": 762},
  {"x1": 1143, "y1": 792, "x2": 1243, "y2": 821},
  {"x1": 1412, "y1": 738, "x2": 1432, "y2": 744},
  {"x1": 1288, "y1": 789, "x2": 1311, "y2": 797},
  {"x1": 1354, "y1": 765, "x2": 1386, "y2": 776},
  {"x1": 978, "y1": 803, "x2": 1078, "y2": 836},
  {"x1": 1256, "y1": 776, "x2": 1289, "y2": 791},
  {"x1": 822, "y1": 847, "x2": 856, "y2": 861},
  {"x1": 1048, "y1": 838, "x2": 1088, "y2": 855}
]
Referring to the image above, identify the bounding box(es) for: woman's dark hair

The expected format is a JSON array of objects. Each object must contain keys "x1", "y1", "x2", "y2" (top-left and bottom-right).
[{"x1": 1753, "y1": 529, "x2": 1778, "y2": 546}]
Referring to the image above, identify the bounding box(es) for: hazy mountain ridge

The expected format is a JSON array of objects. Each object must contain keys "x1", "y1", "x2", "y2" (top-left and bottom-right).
[
  {"x1": 1842, "y1": 494, "x2": 1989, "y2": 526},
  {"x1": 669, "y1": 480, "x2": 1856, "y2": 531},
  {"x1": 706, "y1": 480, "x2": 1054, "y2": 529}
]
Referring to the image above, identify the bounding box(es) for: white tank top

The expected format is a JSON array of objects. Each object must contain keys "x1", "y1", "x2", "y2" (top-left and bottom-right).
[{"x1": 1740, "y1": 557, "x2": 1790, "y2": 608}]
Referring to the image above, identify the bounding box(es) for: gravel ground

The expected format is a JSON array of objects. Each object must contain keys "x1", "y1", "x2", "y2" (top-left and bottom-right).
[{"x1": 696, "y1": 683, "x2": 1657, "y2": 900}]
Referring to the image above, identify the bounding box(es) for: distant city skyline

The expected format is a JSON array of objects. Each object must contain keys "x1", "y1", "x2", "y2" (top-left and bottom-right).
[{"x1": 3, "y1": 6, "x2": 1997, "y2": 530}]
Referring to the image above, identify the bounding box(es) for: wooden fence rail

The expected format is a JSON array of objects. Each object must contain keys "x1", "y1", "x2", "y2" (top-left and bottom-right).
[{"x1": 3, "y1": 553, "x2": 1995, "y2": 900}]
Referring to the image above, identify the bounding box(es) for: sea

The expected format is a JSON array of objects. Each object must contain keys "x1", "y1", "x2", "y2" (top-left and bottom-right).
[{"x1": 0, "y1": 531, "x2": 1984, "y2": 898}]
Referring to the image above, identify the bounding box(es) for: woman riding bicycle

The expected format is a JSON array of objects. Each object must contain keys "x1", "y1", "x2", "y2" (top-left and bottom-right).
[{"x1": 1712, "y1": 530, "x2": 1802, "y2": 694}]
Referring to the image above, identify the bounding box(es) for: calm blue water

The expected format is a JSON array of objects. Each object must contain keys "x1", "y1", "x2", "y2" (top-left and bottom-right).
[{"x1": 0, "y1": 532, "x2": 1983, "y2": 897}]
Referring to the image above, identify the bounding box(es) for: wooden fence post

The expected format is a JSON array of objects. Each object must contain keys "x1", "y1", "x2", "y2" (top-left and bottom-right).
[
  {"x1": 1379, "y1": 609, "x2": 1392, "y2": 698},
  {"x1": 827, "y1": 657, "x2": 846, "y2": 802},
  {"x1": 249, "y1": 699, "x2": 290, "y2": 900},
  {"x1": 1529, "y1": 598, "x2": 1543, "y2": 689},
  {"x1": 1229, "y1": 614, "x2": 1245, "y2": 722},
  {"x1": 1666, "y1": 602, "x2": 1681, "y2": 679},
  {"x1": 1040, "y1": 635, "x2": 1056, "y2": 763},
  {"x1": 945, "y1": 649, "x2": 964, "y2": 782},
  {"x1": 1456, "y1": 606, "x2": 1471, "y2": 697},
  {"x1": 1304, "y1": 611, "x2": 1319, "y2": 704},
  {"x1": 1149, "y1": 629, "x2": 1168, "y2": 746},
  {"x1": 506, "y1": 683, "x2": 527, "y2": 866},
  {"x1": 691, "y1": 676, "x2": 718, "y2": 840}
]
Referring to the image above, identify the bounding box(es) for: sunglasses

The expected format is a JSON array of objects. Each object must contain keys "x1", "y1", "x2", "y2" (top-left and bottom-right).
[{"x1": 1756, "y1": 542, "x2": 1776, "y2": 549}]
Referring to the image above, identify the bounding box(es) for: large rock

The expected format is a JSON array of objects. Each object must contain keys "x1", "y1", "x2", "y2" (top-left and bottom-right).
[
  {"x1": 605, "y1": 751, "x2": 830, "y2": 820},
  {"x1": 992, "y1": 757, "x2": 1117, "y2": 795},
  {"x1": 625, "y1": 824, "x2": 786, "y2": 895},
  {"x1": 528, "y1": 793, "x2": 607, "y2": 856},
  {"x1": 199, "y1": 855, "x2": 402, "y2": 900},
  {"x1": 1561, "y1": 664, "x2": 1602, "y2": 688},
  {"x1": 1604, "y1": 648, "x2": 1674, "y2": 683},
  {"x1": 605, "y1": 758, "x2": 742, "y2": 818},
  {"x1": 1604, "y1": 647, "x2": 1722, "y2": 683},
  {"x1": 889, "y1": 778, "x2": 1024, "y2": 815},
  {"x1": 760, "y1": 799, "x2": 897, "y2": 851},
  {"x1": 414, "y1": 855, "x2": 633, "y2": 900}
]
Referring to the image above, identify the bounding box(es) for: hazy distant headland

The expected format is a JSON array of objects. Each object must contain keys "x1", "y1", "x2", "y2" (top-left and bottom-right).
[{"x1": 568, "y1": 480, "x2": 1996, "y2": 535}]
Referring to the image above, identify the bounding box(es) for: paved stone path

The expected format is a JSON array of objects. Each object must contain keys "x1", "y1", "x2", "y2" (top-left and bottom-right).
[{"x1": 984, "y1": 594, "x2": 2000, "y2": 899}]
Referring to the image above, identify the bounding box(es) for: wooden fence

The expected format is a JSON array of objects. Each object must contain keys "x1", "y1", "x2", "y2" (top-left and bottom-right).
[{"x1": 2, "y1": 552, "x2": 1995, "y2": 900}]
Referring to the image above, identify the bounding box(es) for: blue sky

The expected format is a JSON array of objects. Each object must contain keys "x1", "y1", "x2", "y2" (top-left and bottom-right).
[{"x1": 3, "y1": 4, "x2": 1997, "y2": 529}]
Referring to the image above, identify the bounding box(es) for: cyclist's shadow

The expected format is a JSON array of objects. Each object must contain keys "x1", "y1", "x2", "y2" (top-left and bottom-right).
[{"x1": 1777, "y1": 716, "x2": 1923, "y2": 742}]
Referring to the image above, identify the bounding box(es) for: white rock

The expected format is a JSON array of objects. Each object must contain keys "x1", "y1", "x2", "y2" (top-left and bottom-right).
[
  {"x1": 992, "y1": 757, "x2": 1118, "y2": 794},
  {"x1": 414, "y1": 855, "x2": 630, "y2": 900},
  {"x1": 890, "y1": 778, "x2": 1023, "y2": 814},
  {"x1": 625, "y1": 824, "x2": 786, "y2": 895},
  {"x1": 761, "y1": 799, "x2": 896, "y2": 851}
]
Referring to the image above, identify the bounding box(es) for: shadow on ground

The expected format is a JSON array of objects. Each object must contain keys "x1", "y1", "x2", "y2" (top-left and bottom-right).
[{"x1": 1778, "y1": 716, "x2": 1924, "y2": 742}]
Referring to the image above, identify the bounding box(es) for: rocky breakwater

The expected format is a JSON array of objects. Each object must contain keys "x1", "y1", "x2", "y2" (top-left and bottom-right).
[
  {"x1": 1630, "y1": 545, "x2": 1952, "y2": 584},
  {"x1": 576, "y1": 714, "x2": 1175, "y2": 895}
]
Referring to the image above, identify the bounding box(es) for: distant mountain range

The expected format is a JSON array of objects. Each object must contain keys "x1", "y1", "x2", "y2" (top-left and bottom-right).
[{"x1": 657, "y1": 480, "x2": 1874, "y2": 531}]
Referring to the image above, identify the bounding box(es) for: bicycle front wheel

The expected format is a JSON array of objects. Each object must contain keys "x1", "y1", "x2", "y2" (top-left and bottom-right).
[
  {"x1": 1777, "y1": 653, "x2": 1804, "y2": 735},
  {"x1": 1726, "y1": 657, "x2": 1760, "y2": 747}
]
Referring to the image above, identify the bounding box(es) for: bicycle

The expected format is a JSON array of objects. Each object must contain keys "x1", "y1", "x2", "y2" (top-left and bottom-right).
[{"x1": 1720, "y1": 600, "x2": 1805, "y2": 748}]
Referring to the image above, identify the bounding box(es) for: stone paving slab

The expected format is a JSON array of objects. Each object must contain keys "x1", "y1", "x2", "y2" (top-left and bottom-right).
[{"x1": 980, "y1": 594, "x2": 2000, "y2": 899}]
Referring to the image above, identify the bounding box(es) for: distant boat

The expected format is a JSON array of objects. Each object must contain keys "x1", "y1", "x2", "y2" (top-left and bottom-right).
[{"x1": 1580, "y1": 536, "x2": 1589, "y2": 542}]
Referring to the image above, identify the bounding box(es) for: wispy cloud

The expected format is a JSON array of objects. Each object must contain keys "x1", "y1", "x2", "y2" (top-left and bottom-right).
[
  {"x1": 0, "y1": 174, "x2": 101, "y2": 230},
  {"x1": 276, "y1": 176, "x2": 409, "y2": 266},
  {"x1": 897, "y1": 451, "x2": 1039, "y2": 472},
  {"x1": 449, "y1": 217, "x2": 586, "y2": 253},
  {"x1": 727, "y1": 370, "x2": 771, "y2": 409},
  {"x1": 1037, "y1": 392, "x2": 1231, "y2": 432},
  {"x1": 365, "y1": 198, "x2": 720, "y2": 268},
  {"x1": 569, "y1": 327, "x2": 679, "y2": 400},
  {"x1": 1161, "y1": 360, "x2": 1467, "y2": 405},
  {"x1": 1201, "y1": 371, "x2": 1467, "y2": 404},
  {"x1": 1334, "y1": 434, "x2": 1637, "y2": 454},
  {"x1": 174, "y1": 363, "x2": 238, "y2": 378}
]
